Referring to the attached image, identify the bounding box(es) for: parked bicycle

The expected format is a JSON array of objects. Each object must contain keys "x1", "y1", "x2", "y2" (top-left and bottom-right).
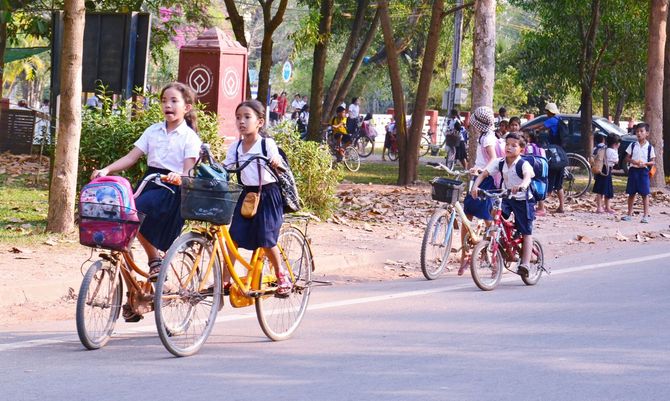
[
  {"x1": 420, "y1": 162, "x2": 484, "y2": 280},
  {"x1": 322, "y1": 126, "x2": 361, "y2": 171},
  {"x1": 470, "y1": 188, "x2": 547, "y2": 291},
  {"x1": 153, "y1": 149, "x2": 316, "y2": 357},
  {"x1": 564, "y1": 152, "x2": 592, "y2": 198},
  {"x1": 350, "y1": 115, "x2": 376, "y2": 158},
  {"x1": 76, "y1": 173, "x2": 172, "y2": 350}
]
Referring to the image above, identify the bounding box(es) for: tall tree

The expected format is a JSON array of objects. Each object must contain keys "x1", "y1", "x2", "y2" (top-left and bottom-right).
[
  {"x1": 645, "y1": 0, "x2": 667, "y2": 187},
  {"x1": 305, "y1": 0, "x2": 334, "y2": 141},
  {"x1": 47, "y1": 0, "x2": 85, "y2": 233},
  {"x1": 663, "y1": 4, "x2": 670, "y2": 171},
  {"x1": 468, "y1": 0, "x2": 496, "y2": 163}
]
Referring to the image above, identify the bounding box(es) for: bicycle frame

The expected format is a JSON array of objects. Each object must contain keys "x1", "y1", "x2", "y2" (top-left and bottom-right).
[{"x1": 485, "y1": 206, "x2": 523, "y2": 267}]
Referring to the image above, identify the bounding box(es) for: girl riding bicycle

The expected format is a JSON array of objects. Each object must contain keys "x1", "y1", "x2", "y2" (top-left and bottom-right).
[
  {"x1": 91, "y1": 82, "x2": 201, "y2": 284},
  {"x1": 222, "y1": 99, "x2": 292, "y2": 296}
]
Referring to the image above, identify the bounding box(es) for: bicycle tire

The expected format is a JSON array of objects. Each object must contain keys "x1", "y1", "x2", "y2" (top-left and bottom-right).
[
  {"x1": 419, "y1": 136, "x2": 431, "y2": 158},
  {"x1": 355, "y1": 137, "x2": 374, "y2": 158},
  {"x1": 154, "y1": 232, "x2": 221, "y2": 357},
  {"x1": 420, "y1": 208, "x2": 454, "y2": 280},
  {"x1": 343, "y1": 146, "x2": 361, "y2": 171},
  {"x1": 564, "y1": 153, "x2": 592, "y2": 198},
  {"x1": 470, "y1": 239, "x2": 504, "y2": 291},
  {"x1": 521, "y1": 239, "x2": 544, "y2": 286},
  {"x1": 76, "y1": 259, "x2": 122, "y2": 350},
  {"x1": 256, "y1": 226, "x2": 313, "y2": 341},
  {"x1": 387, "y1": 146, "x2": 399, "y2": 161}
]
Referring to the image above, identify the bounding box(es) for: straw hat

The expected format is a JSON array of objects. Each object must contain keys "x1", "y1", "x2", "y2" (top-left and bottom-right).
[
  {"x1": 545, "y1": 102, "x2": 560, "y2": 115},
  {"x1": 470, "y1": 106, "x2": 495, "y2": 133}
]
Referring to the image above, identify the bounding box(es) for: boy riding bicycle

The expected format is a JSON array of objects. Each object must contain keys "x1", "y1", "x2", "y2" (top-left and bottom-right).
[{"x1": 470, "y1": 132, "x2": 535, "y2": 277}]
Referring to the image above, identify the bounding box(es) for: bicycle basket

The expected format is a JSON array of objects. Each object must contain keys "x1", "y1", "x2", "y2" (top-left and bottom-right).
[
  {"x1": 79, "y1": 203, "x2": 145, "y2": 251},
  {"x1": 430, "y1": 177, "x2": 464, "y2": 204},
  {"x1": 180, "y1": 177, "x2": 243, "y2": 225}
]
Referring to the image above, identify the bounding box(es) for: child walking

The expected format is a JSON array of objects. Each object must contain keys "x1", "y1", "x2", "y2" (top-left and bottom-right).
[
  {"x1": 92, "y1": 82, "x2": 202, "y2": 319},
  {"x1": 223, "y1": 100, "x2": 292, "y2": 296},
  {"x1": 471, "y1": 132, "x2": 536, "y2": 277},
  {"x1": 622, "y1": 123, "x2": 656, "y2": 223},
  {"x1": 592, "y1": 133, "x2": 620, "y2": 214}
]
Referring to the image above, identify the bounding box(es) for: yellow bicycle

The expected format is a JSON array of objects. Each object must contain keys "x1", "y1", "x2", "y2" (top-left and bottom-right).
[{"x1": 153, "y1": 152, "x2": 315, "y2": 357}]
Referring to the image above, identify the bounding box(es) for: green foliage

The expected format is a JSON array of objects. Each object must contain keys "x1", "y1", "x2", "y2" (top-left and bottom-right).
[
  {"x1": 268, "y1": 121, "x2": 341, "y2": 219},
  {"x1": 78, "y1": 90, "x2": 222, "y2": 188}
]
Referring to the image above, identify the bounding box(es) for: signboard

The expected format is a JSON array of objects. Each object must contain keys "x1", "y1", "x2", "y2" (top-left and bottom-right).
[{"x1": 282, "y1": 61, "x2": 292, "y2": 82}]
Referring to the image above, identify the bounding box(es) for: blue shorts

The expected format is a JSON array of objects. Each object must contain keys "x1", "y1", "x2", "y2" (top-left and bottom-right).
[
  {"x1": 464, "y1": 175, "x2": 495, "y2": 220},
  {"x1": 502, "y1": 198, "x2": 535, "y2": 235},
  {"x1": 547, "y1": 167, "x2": 564, "y2": 192},
  {"x1": 626, "y1": 167, "x2": 651, "y2": 196}
]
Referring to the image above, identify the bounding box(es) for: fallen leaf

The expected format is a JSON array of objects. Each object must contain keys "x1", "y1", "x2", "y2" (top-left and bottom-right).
[
  {"x1": 615, "y1": 230, "x2": 628, "y2": 241},
  {"x1": 9, "y1": 247, "x2": 23, "y2": 253},
  {"x1": 363, "y1": 223, "x2": 373, "y2": 232},
  {"x1": 44, "y1": 239, "x2": 57, "y2": 246},
  {"x1": 575, "y1": 235, "x2": 595, "y2": 244}
]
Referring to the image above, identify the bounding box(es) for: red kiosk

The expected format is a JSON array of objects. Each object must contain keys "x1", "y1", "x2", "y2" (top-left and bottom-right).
[{"x1": 178, "y1": 28, "x2": 247, "y2": 141}]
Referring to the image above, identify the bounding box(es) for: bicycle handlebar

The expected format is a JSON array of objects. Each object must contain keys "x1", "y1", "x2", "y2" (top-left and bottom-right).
[
  {"x1": 134, "y1": 173, "x2": 175, "y2": 199},
  {"x1": 476, "y1": 187, "x2": 512, "y2": 200}
]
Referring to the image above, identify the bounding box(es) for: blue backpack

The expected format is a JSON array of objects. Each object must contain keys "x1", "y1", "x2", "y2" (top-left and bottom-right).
[{"x1": 499, "y1": 155, "x2": 549, "y2": 201}]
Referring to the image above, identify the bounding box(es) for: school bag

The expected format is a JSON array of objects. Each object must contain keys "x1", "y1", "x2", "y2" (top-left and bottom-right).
[
  {"x1": 498, "y1": 155, "x2": 549, "y2": 201},
  {"x1": 545, "y1": 144, "x2": 568, "y2": 171},
  {"x1": 589, "y1": 145, "x2": 609, "y2": 176},
  {"x1": 79, "y1": 176, "x2": 141, "y2": 251}
]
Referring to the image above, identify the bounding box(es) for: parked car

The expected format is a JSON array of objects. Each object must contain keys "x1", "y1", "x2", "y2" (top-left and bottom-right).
[{"x1": 520, "y1": 113, "x2": 636, "y2": 172}]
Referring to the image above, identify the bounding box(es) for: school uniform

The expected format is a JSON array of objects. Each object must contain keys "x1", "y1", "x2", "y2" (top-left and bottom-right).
[
  {"x1": 486, "y1": 156, "x2": 536, "y2": 235},
  {"x1": 625, "y1": 141, "x2": 655, "y2": 196},
  {"x1": 133, "y1": 120, "x2": 202, "y2": 251},
  {"x1": 592, "y1": 145, "x2": 618, "y2": 199},
  {"x1": 463, "y1": 130, "x2": 498, "y2": 220},
  {"x1": 224, "y1": 137, "x2": 284, "y2": 250}
]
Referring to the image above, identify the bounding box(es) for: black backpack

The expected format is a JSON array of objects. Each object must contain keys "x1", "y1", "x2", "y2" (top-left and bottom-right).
[
  {"x1": 549, "y1": 116, "x2": 569, "y2": 148},
  {"x1": 545, "y1": 144, "x2": 569, "y2": 171}
]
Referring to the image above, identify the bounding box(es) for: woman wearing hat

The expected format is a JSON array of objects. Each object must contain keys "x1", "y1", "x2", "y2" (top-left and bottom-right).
[
  {"x1": 458, "y1": 105, "x2": 498, "y2": 275},
  {"x1": 543, "y1": 102, "x2": 565, "y2": 213}
]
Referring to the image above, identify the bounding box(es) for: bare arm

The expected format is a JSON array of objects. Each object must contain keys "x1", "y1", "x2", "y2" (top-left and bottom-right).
[{"x1": 92, "y1": 147, "x2": 144, "y2": 179}]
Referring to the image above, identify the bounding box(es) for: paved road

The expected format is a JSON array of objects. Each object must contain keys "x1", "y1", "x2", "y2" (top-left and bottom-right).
[{"x1": 1, "y1": 243, "x2": 669, "y2": 401}]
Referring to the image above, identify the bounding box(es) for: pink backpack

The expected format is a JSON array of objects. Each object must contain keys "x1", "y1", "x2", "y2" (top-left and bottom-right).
[{"x1": 79, "y1": 176, "x2": 141, "y2": 251}]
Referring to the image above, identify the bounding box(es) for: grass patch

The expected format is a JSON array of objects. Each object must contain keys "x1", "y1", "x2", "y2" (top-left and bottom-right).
[{"x1": 0, "y1": 174, "x2": 51, "y2": 244}]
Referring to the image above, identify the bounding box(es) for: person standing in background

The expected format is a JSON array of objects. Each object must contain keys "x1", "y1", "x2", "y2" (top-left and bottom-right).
[{"x1": 277, "y1": 91, "x2": 288, "y2": 121}]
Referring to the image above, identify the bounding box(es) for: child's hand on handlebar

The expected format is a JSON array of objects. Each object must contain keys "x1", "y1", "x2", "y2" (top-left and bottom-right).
[
  {"x1": 91, "y1": 168, "x2": 109, "y2": 180},
  {"x1": 164, "y1": 172, "x2": 182, "y2": 186},
  {"x1": 470, "y1": 186, "x2": 480, "y2": 199}
]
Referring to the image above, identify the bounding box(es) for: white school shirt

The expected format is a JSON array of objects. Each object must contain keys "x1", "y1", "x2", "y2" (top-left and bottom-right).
[
  {"x1": 223, "y1": 137, "x2": 279, "y2": 186},
  {"x1": 625, "y1": 141, "x2": 655, "y2": 164},
  {"x1": 474, "y1": 130, "x2": 498, "y2": 169},
  {"x1": 134, "y1": 120, "x2": 201, "y2": 173},
  {"x1": 348, "y1": 103, "x2": 360, "y2": 119},
  {"x1": 605, "y1": 148, "x2": 619, "y2": 167},
  {"x1": 485, "y1": 156, "x2": 535, "y2": 200}
]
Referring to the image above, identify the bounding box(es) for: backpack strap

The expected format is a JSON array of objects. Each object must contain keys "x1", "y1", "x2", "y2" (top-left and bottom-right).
[{"x1": 235, "y1": 141, "x2": 242, "y2": 183}]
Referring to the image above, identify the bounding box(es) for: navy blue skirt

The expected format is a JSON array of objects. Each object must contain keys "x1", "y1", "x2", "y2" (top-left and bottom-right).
[
  {"x1": 230, "y1": 183, "x2": 284, "y2": 250},
  {"x1": 134, "y1": 167, "x2": 184, "y2": 252},
  {"x1": 592, "y1": 173, "x2": 614, "y2": 198},
  {"x1": 464, "y1": 175, "x2": 495, "y2": 220},
  {"x1": 626, "y1": 167, "x2": 651, "y2": 196}
]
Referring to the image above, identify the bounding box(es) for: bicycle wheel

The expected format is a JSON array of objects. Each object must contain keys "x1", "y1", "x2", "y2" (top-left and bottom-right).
[
  {"x1": 521, "y1": 239, "x2": 544, "y2": 286},
  {"x1": 256, "y1": 226, "x2": 313, "y2": 341},
  {"x1": 76, "y1": 259, "x2": 122, "y2": 350},
  {"x1": 470, "y1": 239, "x2": 503, "y2": 291},
  {"x1": 419, "y1": 136, "x2": 431, "y2": 157},
  {"x1": 387, "y1": 145, "x2": 399, "y2": 161},
  {"x1": 420, "y1": 208, "x2": 454, "y2": 280},
  {"x1": 343, "y1": 146, "x2": 361, "y2": 172},
  {"x1": 154, "y1": 232, "x2": 221, "y2": 357},
  {"x1": 564, "y1": 153, "x2": 592, "y2": 198},
  {"x1": 355, "y1": 137, "x2": 374, "y2": 158}
]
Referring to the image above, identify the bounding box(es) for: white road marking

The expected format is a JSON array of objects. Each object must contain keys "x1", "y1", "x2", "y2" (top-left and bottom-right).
[{"x1": 2, "y1": 251, "x2": 668, "y2": 352}]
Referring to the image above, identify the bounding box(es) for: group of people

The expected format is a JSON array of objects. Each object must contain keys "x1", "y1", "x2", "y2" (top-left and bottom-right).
[{"x1": 269, "y1": 92, "x2": 309, "y2": 126}]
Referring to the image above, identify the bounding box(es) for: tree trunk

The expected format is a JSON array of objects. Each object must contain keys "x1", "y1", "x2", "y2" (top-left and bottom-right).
[
  {"x1": 305, "y1": 0, "x2": 333, "y2": 141},
  {"x1": 47, "y1": 0, "x2": 86, "y2": 233},
  {"x1": 614, "y1": 91, "x2": 626, "y2": 125},
  {"x1": 404, "y1": 0, "x2": 445, "y2": 185},
  {"x1": 256, "y1": 0, "x2": 289, "y2": 103},
  {"x1": 468, "y1": 0, "x2": 496, "y2": 163},
  {"x1": 578, "y1": 0, "x2": 602, "y2": 155},
  {"x1": 378, "y1": 0, "x2": 408, "y2": 185},
  {"x1": 644, "y1": 0, "x2": 667, "y2": 187},
  {"x1": 663, "y1": 4, "x2": 670, "y2": 171},
  {"x1": 329, "y1": 10, "x2": 380, "y2": 120},
  {"x1": 580, "y1": 87, "x2": 594, "y2": 154},
  {"x1": 222, "y1": 0, "x2": 252, "y2": 99},
  {"x1": 321, "y1": 0, "x2": 369, "y2": 122},
  {"x1": 602, "y1": 85, "x2": 609, "y2": 119},
  {"x1": 0, "y1": 20, "x2": 7, "y2": 98}
]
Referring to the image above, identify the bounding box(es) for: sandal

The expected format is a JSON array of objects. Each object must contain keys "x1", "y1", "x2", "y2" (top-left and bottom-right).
[
  {"x1": 457, "y1": 257, "x2": 470, "y2": 276},
  {"x1": 122, "y1": 303, "x2": 143, "y2": 323},
  {"x1": 275, "y1": 269, "x2": 293, "y2": 298},
  {"x1": 148, "y1": 258, "x2": 163, "y2": 282}
]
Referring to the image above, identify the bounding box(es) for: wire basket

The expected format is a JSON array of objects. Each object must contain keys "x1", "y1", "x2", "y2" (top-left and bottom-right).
[
  {"x1": 430, "y1": 177, "x2": 464, "y2": 204},
  {"x1": 79, "y1": 203, "x2": 145, "y2": 251},
  {"x1": 181, "y1": 177, "x2": 243, "y2": 225}
]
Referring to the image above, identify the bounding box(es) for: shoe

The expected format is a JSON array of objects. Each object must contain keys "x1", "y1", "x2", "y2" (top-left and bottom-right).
[
  {"x1": 275, "y1": 269, "x2": 293, "y2": 298},
  {"x1": 517, "y1": 264, "x2": 529, "y2": 278},
  {"x1": 641, "y1": 216, "x2": 649, "y2": 223},
  {"x1": 621, "y1": 215, "x2": 632, "y2": 221},
  {"x1": 535, "y1": 209, "x2": 546, "y2": 217},
  {"x1": 457, "y1": 257, "x2": 469, "y2": 276},
  {"x1": 148, "y1": 258, "x2": 163, "y2": 282},
  {"x1": 122, "y1": 303, "x2": 143, "y2": 322},
  {"x1": 595, "y1": 209, "x2": 604, "y2": 214}
]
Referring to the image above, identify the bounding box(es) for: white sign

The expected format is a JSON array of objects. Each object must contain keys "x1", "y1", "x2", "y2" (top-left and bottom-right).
[{"x1": 282, "y1": 61, "x2": 292, "y2": 82}]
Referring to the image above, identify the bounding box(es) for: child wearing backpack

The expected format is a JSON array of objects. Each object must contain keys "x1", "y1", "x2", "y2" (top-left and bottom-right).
[
  {"x1": 223, "y1": 100, "x2": 291, "y2": 296},
  {"x1": 91, "y1": 82, "x2": 202, "y2": 311},
  {"x1": 622, "y1": 123, "x2": 656, "y2": 223},
  {"x1": 471, "y1": 132, "x2": 536, "y2": 278},
  {"x1": 523, "y1": 129, "x2": 548, "y2": 216},
  {"x1": 592, "y1": 133, "x2": 620, "y2": 214}
]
